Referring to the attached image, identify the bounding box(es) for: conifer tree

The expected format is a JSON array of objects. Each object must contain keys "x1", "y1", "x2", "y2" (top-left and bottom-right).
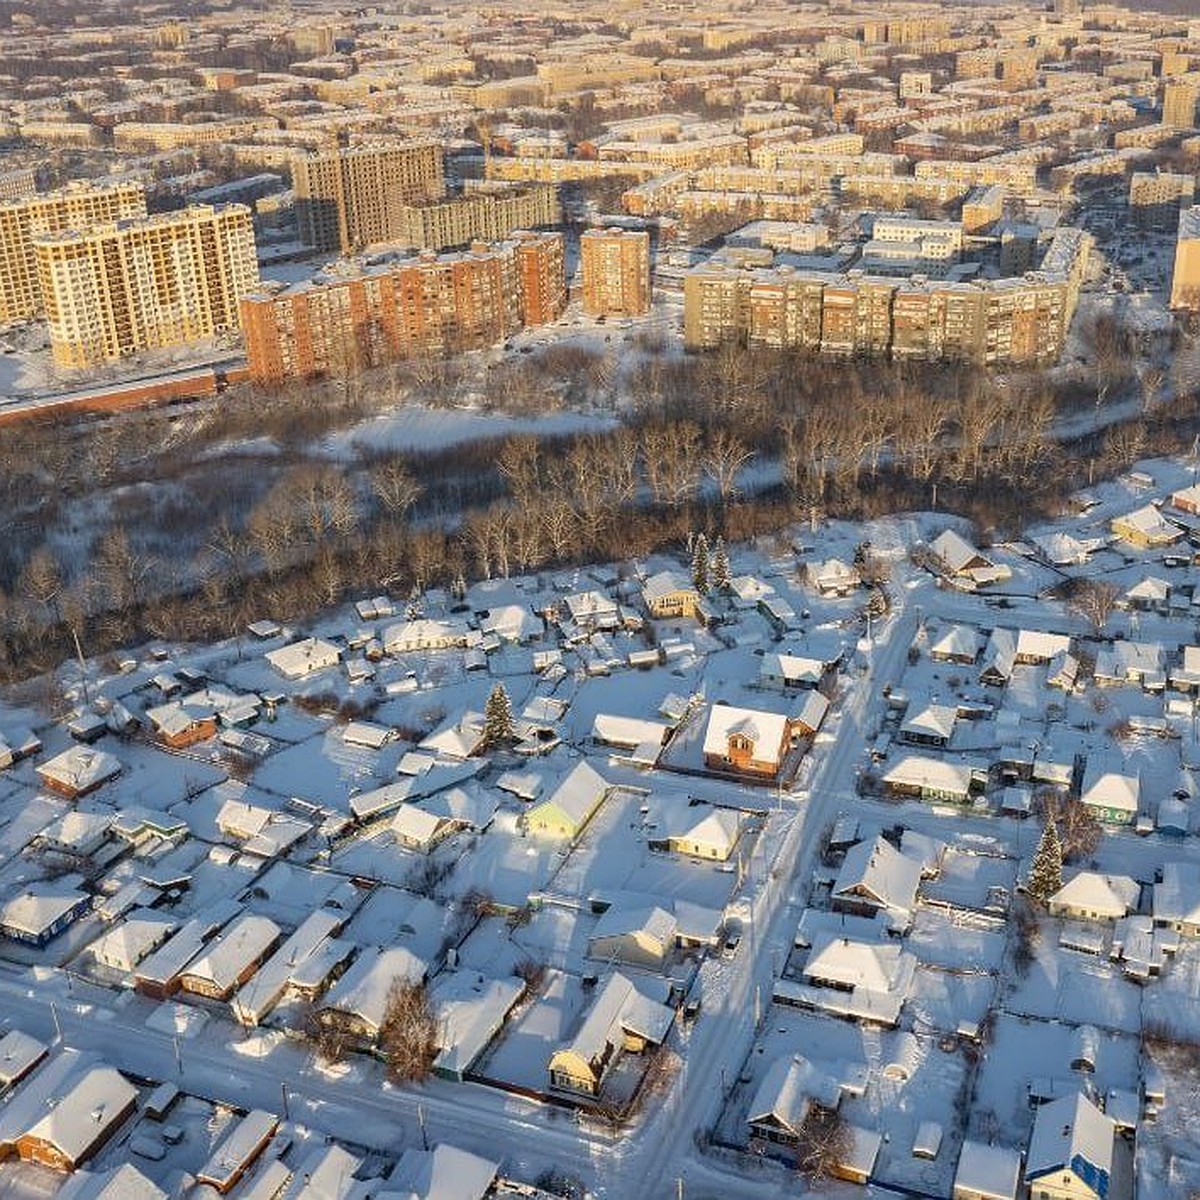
[
  {"x1": 483, "y1": 682, "x2": 514, "y2": 748},
  {"x1": 691, "y1": 533, "x2": 709, "y2": 594},
  {"x1": 711, "y1": 537, "x2": 731, "y2": 592},
  {"x1": 1026, "y1": 817, "x2": 1063, "y2": 905}
]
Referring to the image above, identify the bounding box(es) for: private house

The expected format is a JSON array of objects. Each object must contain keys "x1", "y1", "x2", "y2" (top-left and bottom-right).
[
  {"x1": 747, "y1": 1053, "x2": 844, "y2": 1147},
  {"x1": 588, "y1": 905, "x2": 678, "y2": 970},
  {"x1": 478, "y1": 605, "x2": 541, "y2": 644},
  {"x1": 954, "y1": 1140, "x2": 1023, "y2": 1200},
  {"x1": 37, "y1": 811, "x2": 113, "y2": 860},
  {"x1": 232, "y1": 911, "x2": 347, "y2": 1026},
  {"x1": 263, "y1": 636, "x2": 341, "y2": 679},
  {"x1": 775, "y1": 933, "x2": 915, "y2": 1027},
  {"x1": 133, "y1": 899, "x2": 242, "y2": 999},
  {"x1": 1170, "y1": 482, "x2": 1200, "y2": 515},
  {"x1": 177, "y1": 914, "x2": 281, "y2": 1001},
  {"x1": 36, "y1": 747, "x2": 121, "y2": 800},
  {"x1": 196, "y1": 1110, "x2": 279, "y2": 1195},
  {"x1": 831, "y1": 835, "x2": 922, "y2": 929},
  {"x1": 547, "y1": 972, "x2": 674, "y2": 1098},
  {"x1": 1153, "y1": 862, "x2": 1200, "y2": 936},
  {"x1": 1048, "y1": 873, "x2": 1139, "y2": 922},
  {"x1": 392, "y1": 1145, "x2": 499, "y2": 1200},
  {"x1": 1170, "y1": 645, "x2": 1200, "y2": 692},
  {"x1": 391, "y1": 804, "x2": 458, "y2": 853},
  {"x1": 899, "y1": 703, "x2": 958, "y2": 748},
  {"x1": 882, "y1": 755, "x2": 977, "y2": 803},
  {"x1": 641, "y1": 570, "x2": 702, "y2": 620},
  {"x1": 1123, "y1": 577, "x2": 1170, "y2": 614},
  {"x1": 808, "y1": 558, "x2": 861, "y2": 597},
  {"x1": 318, "y1": 946, "x2": 426, "y2": 1044},
  {"x1": 1047, "y1": 652, "x2": 1079, "y2": 691},
  {"x1": 760, "y1": 652, "x2": 826, "y2": 690},
  {"x1": 929, "y1": 625, "x2": 982, "y2": 664},
  {"x1": 0, "y1": 1052, "x2": 138, "y2": 1172},
  {"x1": 1110, "y1": 504, "x2": 1183, "y2": 549},
  {"x1": 430, "y1": 972, "x2": 526, "y2": 1082},
  {"x1": 1032, "y1": 532, "x2": 1104, "y2": 568},
  {"x1": 793, "y1": 691, "x2": 830, "y2": 737},
  {"x1": 0, "y1": 887, "x2": 92, "y2": 948},
  {"x1": 419, "y1": 712, "x2": 487, "y2": 760},
  {"x1": 91, "y1": 914, "x2": 178, "y2": 974},
  {"x1": 929, "y1": 529, "x2": 1011, "y2": 587},
  {"x1": 1079, "y1": 765, "x2": 1139, "y2": 826},
  {"x1": 1014, "y1": 630, "x2": 1074, "y2": 666},
  {"x1": 0, "y1": 1031, "x2": 47, "y2": 1095},
  {"x1": 655, "y1": 800, "x2": 745, "y2": 861},
  {"x1": 1093, "y1": 641, "x2": 1165, "y2": 690},
  {"x1": 1024, "y1": 1092, "x2": 1114, "y2": 1200},
  {"x1": 382, "y1": 618, "x2": 472, "y2": 655},
  {"x1": 524, "y1": 761, "x2": 610, "y2": 839},
  {"x1": 562, "y1": 590, "x2": 620, "y2": 632},
  {"x1": 144, "y1": 698, "x2": 219, "y2": 748},
  {"x1": 701, "y1": 704, "x2": 790, "y2": 779}
]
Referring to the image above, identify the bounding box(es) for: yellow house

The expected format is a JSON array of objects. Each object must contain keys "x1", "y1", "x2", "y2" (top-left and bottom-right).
[
  {"x1": 641, "y1": 570, "x2": 702, "y2": 620},
  {"x1": 524, "y1": 761, "x2": 609, "y2": 839},
  {"x1": 1110, "y1": 504, "x2": 1183, "y2": 549}
]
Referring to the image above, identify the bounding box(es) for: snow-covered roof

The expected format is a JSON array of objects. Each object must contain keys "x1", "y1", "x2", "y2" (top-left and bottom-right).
[
  {"x1": 794, "y1": 690, "x2": 830, "y2": 732},
  {"x1": 0, "y1": 1029, "x2": 47, "y2": 1088},
  {"x1": 527, "y1": 760, "x2": 609, "y2": 831},
  {"x1": 832, "y1": 835, "x2": 922, "y2": 918},
  {"x1": 803, "y1": 932, "x2": 911, "y2": 995},
  {"x1": 389, "y1": 1143, "x2": 499, "y2": 1200},
  {"x1": 1025, "y1": 1092, "x2": 1114, "y2": 1192},
  {"x1": 1154, "y1": 861, "x2": 1200, "y2": 927},
  {"x1": 180, "y1": 914, "x2": 280, "y2": 994},
  {"x1": 1080, "y1": 764, "x2": 1139, "y2": 815},
  {"x1": 702, "y1": 704, "x2": 788, "y2": 760},
  {"x1": 264, "y1": 636, "x2": 341, "y2": 678},
  {"x1": 747, "y1": 1053, "x2": 841, "y2": 1133},
  {"x1": 955, "y1": 1140, "x2": 1022, "y2": 1200},
  {"x1": 930, "y1": 528, "x2": 988, "y2": 573},
  {"x1": 1110, "y1": 503, "x2": 1182, "y2": 544},
  {"x1": 321, "y1": 946, "x2": 426, "y2": 1034},
  {"x1": 0, "y1": 885, "x2": 90, "y2": 938},
  {"x1": 760, "y1": 651, "x2": 825, "y2": 684},
  {"x1": 642, "y1": 569, "x2": 696, "y2": 605},
  {"x1": 929, "y1": 624, "x2": 981, "y2": 660},
  {"x1": 36, "y1": 746, "x2": 121, "y2": 794},
  {"x1": 882, "y1": 755, "x2": 975, "y2": 798},
  {"x1": 590, "y1": 904, "x2": 678, "y2": 951},
  {"x1": 1049, "y1": 872, "x2": 1139, "y2": 918},
  {"x1": 900, "y1": 703, "x2": 957, "y2": 742},
  {"x1": 391, "y1": 804, "x2": 450, "y2": 847}
]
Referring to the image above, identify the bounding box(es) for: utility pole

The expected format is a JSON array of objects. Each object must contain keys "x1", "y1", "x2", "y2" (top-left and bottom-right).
[
  {"x1": 50, "y1": 1002, "x2": 62, "y2": 1044},
  {"x1": 418, "y1": 1104, "x2": 429, "y2": 1151},
  {"x1": 280, "y1": 1082, "x2": 289, "y2": 1120},
  {"x1": 173, "y1": 1035, "x2": 182, "y2": 1075}
]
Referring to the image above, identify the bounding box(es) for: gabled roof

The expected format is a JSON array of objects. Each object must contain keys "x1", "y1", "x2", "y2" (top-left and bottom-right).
[
  {"x1": 642, "y1": 570, "x2": 697, "y2": 604},
  {"x1": 1154, "y1": 861, "x2": 1200, "y2": 926},
  {"x1": 930, "y1": 528, "x2": 989, "y2": 573},
  {"x1": 527, "y1": 760, "x2": 609, "y2": 830},
  {"x1": 1025, "y1": 1092, "x2": 1114, "y2": 1195},
  {"x1": 900, "y1": 703, "x2": 957, "y2": 741},
  {"x1": 1080, "y1": 765, "x2": 1139, "y2": 815},
  {"x1": 1049, "y1": 872, "x2": 1139, "y2": 917},
  {"x1": 832, "y1": 835, "x2": 922, "y2": 917},
  {"x1": 590, "y1": 904, "x2": 678, "y2": 950},
  {"x1": 929, "y1": 624, "x2": 981, "y2": 660},
  {"x1": 702, "y1": 704, "x2": 788, "y2": 759},
  {"x1": 747, "y1": 1054, "x2": 840, "y2": 1133},
  {"x1": 804, "y1": 933, "x2": 909, "y2": 995}
]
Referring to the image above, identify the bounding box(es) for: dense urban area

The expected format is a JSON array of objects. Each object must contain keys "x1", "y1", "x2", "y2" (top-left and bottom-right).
[{"x1": 3, "y1": 0, "x2": 1200, "y2": 1197}]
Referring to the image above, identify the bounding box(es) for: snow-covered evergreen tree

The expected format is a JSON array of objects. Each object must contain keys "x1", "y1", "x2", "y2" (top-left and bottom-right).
[
  {"x1": 691, "y1": 533, "x2": 709, "y2": 594},
  {"x1": 483, "y1": 682, "x2": 515, "y2": 748},
  {"x1": 711, "y1": 537, "x2": 731, "y2": 592},
  {"x1": 1026, "y1": 817, "x2": 1063, "y2": 905}
]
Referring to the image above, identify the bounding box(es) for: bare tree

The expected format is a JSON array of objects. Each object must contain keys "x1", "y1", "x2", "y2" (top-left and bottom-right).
[
  {"x1": 379, "y1": 979, "x2": 438, "y2": 1083},
  {"x1": 1065, "y1": 579, "x2": 1119, "y2": 635},
  {"x1": 794, "y1": 1104, "x2": 852, "y2": 1182},
  {"x1": 703, "y1": 429, "x2": 754, "y2": 504},
  {"x1": 370, "y1": 458, "x2": 422, "y2": 517},
  {"x1": 1035, "y1": 790, "x2": 1102, "y2": 862}
]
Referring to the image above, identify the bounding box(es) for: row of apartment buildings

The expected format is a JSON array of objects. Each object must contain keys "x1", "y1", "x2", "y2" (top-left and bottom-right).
[
  {"x1": 683, "y1": 228, "x2": 1090, "y2": 366},
  {"x1": 240, "y1": 231, "x2": 566, "y2": 384}
]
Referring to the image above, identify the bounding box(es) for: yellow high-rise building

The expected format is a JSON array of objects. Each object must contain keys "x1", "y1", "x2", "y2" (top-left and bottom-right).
[
  {"x1": 35, "y1": 204, "x2": 259, "y2": 368},
  {"x1": 1171, "y1": 207, "x2": 1200, "y2": 311},
  {"x1": 1164, "y1": 79, "x2": 1199, "y2": 130},
  {"x1": 0, "y1": 180, "x2": 146, "y2": 324}
]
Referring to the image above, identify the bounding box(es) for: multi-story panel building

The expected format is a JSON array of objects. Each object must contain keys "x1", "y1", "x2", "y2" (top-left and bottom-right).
[
  {"x1": 241, "y1": 232, "x2": 565, "y2": 384},
  {"x1": 580, "y1": 228, "x2": 651, "y2": 318},
  {"x1": 1163, "y1": 79, "x2": 1199, "y2": 130},
  {"x1": 0, "y1": 180, "x2": 146, "y2": 324},
  {"x1": 293, "y1": 143, "x2": 446, "y2": 254},
  {"x1": 1130, "y1": 172, "x2": 1196, "y2": 229},
  {"x1": 681, "y1": 227, "x2": 1089, "y2": 366},
  {"x1": 34, "y1": 204, "x2": 258, "y2": 368},
  {"x1": 394, "y1": 183, "x2": 560, "y2": 252},
  {"x1": 1171, "y1": 207, "x2": 1200, "y2": 311}
]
